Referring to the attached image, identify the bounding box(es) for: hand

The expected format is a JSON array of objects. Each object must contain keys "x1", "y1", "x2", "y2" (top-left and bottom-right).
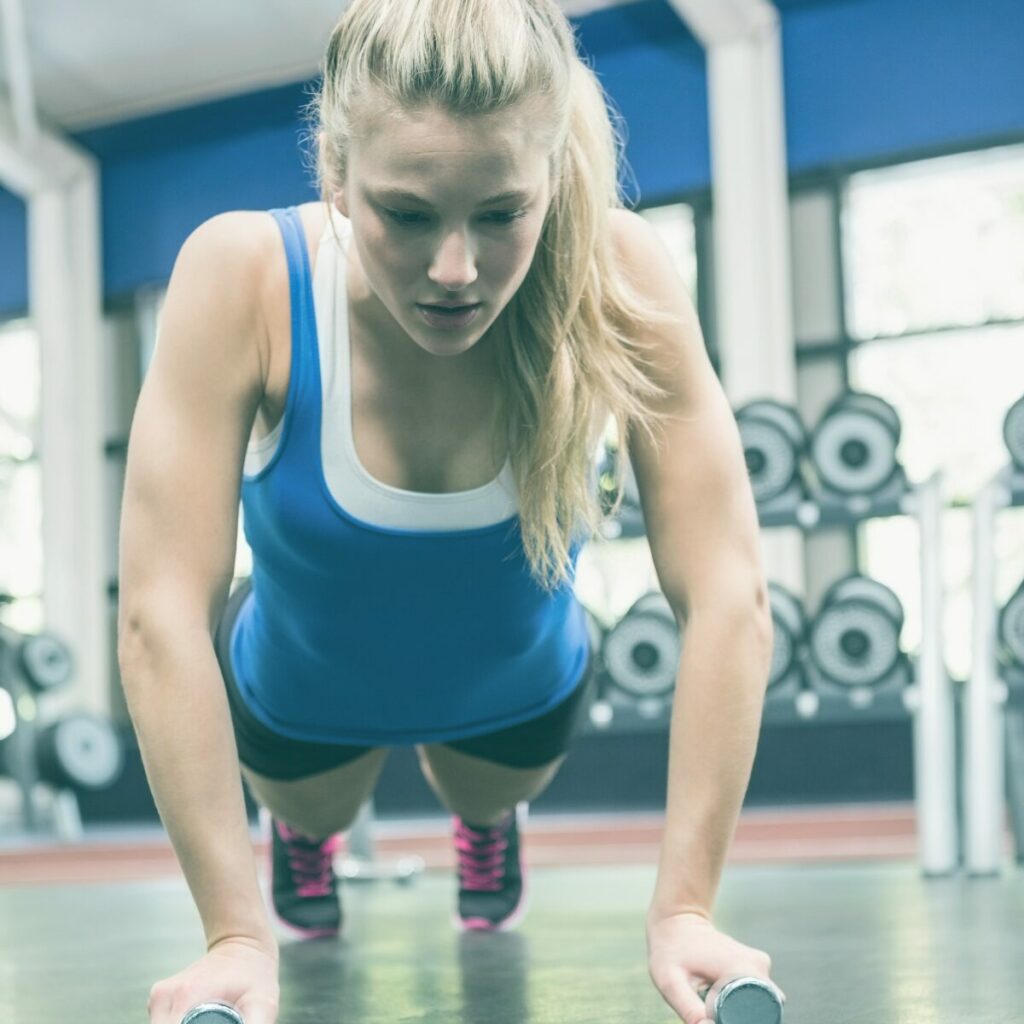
[
  {"x1": 646, "y1": 909, "x2": 782, "y2": 1023},
  {"x1": 147, "y1": 936, "x2": 281, "y2": 1024}
]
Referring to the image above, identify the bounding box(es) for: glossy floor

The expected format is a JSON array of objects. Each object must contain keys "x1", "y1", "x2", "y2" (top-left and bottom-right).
[{"x1": 0, "y1": 857, "x2": 1021, "y2": 1024}]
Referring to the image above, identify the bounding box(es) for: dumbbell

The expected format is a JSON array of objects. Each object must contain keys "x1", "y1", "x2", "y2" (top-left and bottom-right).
[
  {"x1": 34, "y1": 712, "x2": 124, "y2": 790},
  {"x1": 735, "y1": 400, "x2": 808, "y2": 505},
  {"x1": 998, "y1": 581, "x2": 1024, "y2": 670},
  {"x1": 602, "y1": 590, "x2": 681, "y2": 699},
  {"x1": 767, "y1": 582, "x2": 808, "y2": 692},
  {"x1": 698, "y1": 976, "x2": 785, "y2": 1024},
  {"x1": 180, "y1": 1004, "x2": 244, "y2": 1024},
  {"x1": 1004, "y1": 394, "x2": 1024, "y2": 471},
  {"x1": 0, "y1": 624, "x2": 75, "y2": 693},
  {"x1": 808, "y1": 575, "x2": 904, "y2": 690},
  {"x1": 810, "y1": 390, "x2": 902, "y2": 496}
]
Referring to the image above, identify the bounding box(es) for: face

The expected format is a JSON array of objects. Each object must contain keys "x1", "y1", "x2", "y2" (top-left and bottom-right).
[{"x1": 335, "y1": 100, "x2": 554, "y2": 361}]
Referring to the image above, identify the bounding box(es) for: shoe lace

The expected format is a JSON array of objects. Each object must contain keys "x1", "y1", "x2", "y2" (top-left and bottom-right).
[
  {"x1": 278, "y1": 824, "x2": 342, "y2": 898},
  {"x1": 454, "y1": 816, "x2": 511, "y2": 892}
]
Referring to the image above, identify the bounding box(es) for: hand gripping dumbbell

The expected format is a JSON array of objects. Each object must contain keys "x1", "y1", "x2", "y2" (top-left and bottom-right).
[
  {"x1": 698, "y1": 976, "x2": 786, "y2": 1024},
  {"x1": 180, "y1": 1003, "x2": 245, "y2": 1024}
]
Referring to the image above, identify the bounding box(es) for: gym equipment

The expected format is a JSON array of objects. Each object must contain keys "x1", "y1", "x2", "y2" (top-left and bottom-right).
[
  {"x1": 0, "y1": 622, "x2": 74, "y2": 693},
  {"x1": 809, "y1": 390, "x2": 904, "y2": 498},
  {"x1": 735, "y1": 400, "x2": 809, "y2": 507},
  {"x1": 766, "y1": 582, "x2": 807, "y2": 693},
  {"x1": 17, "y1": 632, "x2": 74, "y2": 692},
  {"x1": 998, "y1": 581, "x2": 1024, "y2": 669},
  {"x1": 699, "y1": 976, "x2": 785, "y2": 1024},
  {"x1": 808, "y1": 575, "x2": 906, "y2": 692},
  {"x1": 602, "y1": 590, "x2": 680, "y2": 699},
  {"x1": 34, "y1": 712, "x2": 124, "y2": 790},
  {"x1": 596, "y1": 439, "x2": 645, "y2": 537},
  {"x1": 1004, "y1": 394, "x2": 1024, "y2": 470},
  {"x1": 180, "y1": 1003, "x2": 244, "y2": 1024}
]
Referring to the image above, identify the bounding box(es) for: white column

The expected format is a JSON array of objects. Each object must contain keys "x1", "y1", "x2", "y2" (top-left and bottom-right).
[
  {"x1": 669, "y1": 0, "x2": 802, "y2": 587},
  {"x1": 1, "y1": 96, "x2": 110, "y2": 718}
]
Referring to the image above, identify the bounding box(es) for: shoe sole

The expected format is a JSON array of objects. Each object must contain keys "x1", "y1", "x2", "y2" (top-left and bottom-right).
[{"x1": 263, "y1": 809, "x2": 342, "y2": 941}]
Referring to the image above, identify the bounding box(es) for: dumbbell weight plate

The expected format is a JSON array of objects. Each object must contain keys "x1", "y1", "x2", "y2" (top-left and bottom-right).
[
  {"x1": 834, "y1": 391, "x2": 902, "y2": 442},
  {"x1": 999, "y1": 583, "x2": 1024, "y2": 667},
  {"x1": 180, "y1": 1004, "x2": 245, "y2": 1024},
  {"x1": 810, "y1": 403, "x2": 899, "y2": 496},
  {"x1": 735, "y1": 400, "x2": 809, "y2": 451},
  {"x1": 768, "y1": 583, "x2": 807, "y2": 687},
  {"x1": 629, "y1": 590, "x2": 675, "y2": 619},
  {"x1": 808, "y1": 598, "x2": 902, "y2": 688},
  {"x1": 603, "y1": 609, "x2": 681, "y2": 698},
  {"x1": 821, "y1": 574, "x2": 905, "y2": 631},
  {"x1": 35, "y1": 713, "x2": 124, "y2": 790},
  {"x1": 736, "y1": 417, "x2": 800, "y2": 503},
  {"x1": 19, "y1": 633, "x2": 74, "y2": 692},
  {"x1": 1004, "y1": 395, "x2": 1024, "y2": 470}
]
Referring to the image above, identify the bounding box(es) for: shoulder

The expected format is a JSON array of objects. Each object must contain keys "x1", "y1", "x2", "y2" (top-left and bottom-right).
[{"x1": 604, "y1": 207, "x2": 706, "y2": 402}]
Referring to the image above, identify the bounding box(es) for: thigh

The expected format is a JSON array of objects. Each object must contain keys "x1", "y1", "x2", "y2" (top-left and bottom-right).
[
  {"x1": 213, "y1": 577, "x2": 376, "y2": 782},
  {"x1": 441, "y1": 649, "x2": 597, "y2": 769}
]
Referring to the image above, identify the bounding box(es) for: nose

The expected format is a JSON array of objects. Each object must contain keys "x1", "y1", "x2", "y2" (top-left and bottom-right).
[{"x1": 427, "y1": 228, "x2": 478, "y2": 294}]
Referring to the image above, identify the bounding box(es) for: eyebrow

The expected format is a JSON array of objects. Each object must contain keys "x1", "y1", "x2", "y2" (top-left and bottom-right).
[{"x1": 368, "y1": 186, "x2": 533, "y2": 207}]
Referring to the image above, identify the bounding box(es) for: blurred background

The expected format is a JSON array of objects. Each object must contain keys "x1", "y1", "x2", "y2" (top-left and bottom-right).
[{"x1": 1, "y1": 0, "x2": 1022, "y2": 886}]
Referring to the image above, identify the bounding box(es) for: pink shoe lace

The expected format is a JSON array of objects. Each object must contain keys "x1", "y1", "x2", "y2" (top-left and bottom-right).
[
  {"x1": 277, "y1": 822, "x2": 343, "y2": 898},
  {"x1": 454, "y1": 815, "x2": 511, "y2": 892}
]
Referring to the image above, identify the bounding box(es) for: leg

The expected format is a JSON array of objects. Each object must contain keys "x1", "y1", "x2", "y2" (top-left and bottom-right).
[
  {"x1": 416, "y1": 743, "x2": 566, "y2": 825},
  {"x1": 241, "y1": 747, "x2": 390, "y2": 840}
]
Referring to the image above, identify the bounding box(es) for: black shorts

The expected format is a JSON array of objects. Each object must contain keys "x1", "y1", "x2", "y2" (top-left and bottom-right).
[{"x1": 213, "y1": 578, "x2": 596, "y2": 781}]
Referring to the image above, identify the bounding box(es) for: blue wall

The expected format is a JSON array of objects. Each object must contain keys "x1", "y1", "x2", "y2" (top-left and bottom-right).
[{"x1": 1, "y1": 0, "x2": 1022, "y2": 317}]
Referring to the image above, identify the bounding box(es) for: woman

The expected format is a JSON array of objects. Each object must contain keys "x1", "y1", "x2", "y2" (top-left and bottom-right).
[{"x1": 118, "y1": 2, "x2": 780, "y2": 1022}]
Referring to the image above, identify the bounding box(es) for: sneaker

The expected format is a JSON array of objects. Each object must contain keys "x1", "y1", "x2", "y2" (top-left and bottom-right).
[
  {"x1": 453, "y1": 802, "x2": 528, "y2": 931},
  {"x1": 268, "y1": 815, "x2": 344, "y2": 939}
]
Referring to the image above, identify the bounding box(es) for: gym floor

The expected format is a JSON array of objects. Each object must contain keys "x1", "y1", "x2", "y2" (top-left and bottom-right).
[{"x1": 0, "y1": 810, "x2": 1021, "y2": 1024}]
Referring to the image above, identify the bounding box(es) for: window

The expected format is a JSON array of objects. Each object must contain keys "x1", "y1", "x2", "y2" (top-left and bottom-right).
[
  {"x1": 0, "y1": 319, "x2": 43, "y2": 633},
  {"x1": 843, "y1": 147, "x2": 1024, "y2": 680}
]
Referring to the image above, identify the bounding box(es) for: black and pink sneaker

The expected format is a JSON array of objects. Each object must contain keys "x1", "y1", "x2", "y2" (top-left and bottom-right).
[
  {"x1": 269, "y1": 816, "x2": 343, "y2": 939},
  {"x1": 453, "y1": 803, "x2": 528, "y2": 931}
]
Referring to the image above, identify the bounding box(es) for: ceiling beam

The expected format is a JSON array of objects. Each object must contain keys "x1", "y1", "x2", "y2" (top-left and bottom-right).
[
  {"x1": 666, "y1": 0, "x2": 778, "y2": 46},
  {"x1": 0, "y1": 0, "x2": 39, "y2": 148}
]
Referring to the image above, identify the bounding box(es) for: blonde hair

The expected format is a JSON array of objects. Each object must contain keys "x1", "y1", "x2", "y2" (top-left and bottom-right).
[{"x1": 305, "y1": 0, "x2": 682, "y2": 591}]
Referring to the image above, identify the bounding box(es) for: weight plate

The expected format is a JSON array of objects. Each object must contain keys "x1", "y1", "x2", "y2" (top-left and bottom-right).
[
  {"x1": 828, "y1": 391, "x2": 902, "y2": 441},
  {"x1": 808, "y1": 598, "x2": 902, "y2": 688},
  {"x1": 999, "y1": 583, "x2": 1024, "y2": 667},
  {"x1": 1004, "y1": 395, "x2": 1024, "y2": 469},
  {"x1": 810, "y1": 406, "x2": 899, "y2": 495},
  {"x1": 737, "y1": 417, "x2": 799, "y2": 503},
  {"x1": 180, "y1": 1004, "x2": 245, "y2": 1024},
  {"x1": 604, "y1": 610, "x2": 681, "y2": 698},
  {"x1": 821, "y1": 574, "x2": 905, "y2": 630},
  {"x1": 18, "y1": 633, "x2": 74, "y2": 691},
  {"x1": 768, "y1": 584, "x2": 807, "y2": 687},
  {"x1": 37, "y1": 714, "x2": 123, "y2": 790},
  {"x1": 735, "y1": 400, "x2": 808, "y2": 451},
  {"x1": 629, "y1": 590, "x2": 676, "y2": 620}
]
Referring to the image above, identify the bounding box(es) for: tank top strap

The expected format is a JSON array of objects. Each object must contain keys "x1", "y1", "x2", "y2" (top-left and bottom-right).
[{"x1": 265, "y1": 206, "x2": 323, "y2": 463}]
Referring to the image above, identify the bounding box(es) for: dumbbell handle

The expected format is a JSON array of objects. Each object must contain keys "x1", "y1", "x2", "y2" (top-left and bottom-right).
[
  {"x1": 697, "y1": 976, "x2": 785, "y2": 1023},
  {"x1": 179, "y1": 1002, "x2": 245, "y2": 1024}
]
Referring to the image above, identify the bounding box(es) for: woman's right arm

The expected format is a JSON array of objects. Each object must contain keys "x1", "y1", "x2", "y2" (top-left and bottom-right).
[{"x1": 117, "y1": 210, "x2": 277, "y2": 954}]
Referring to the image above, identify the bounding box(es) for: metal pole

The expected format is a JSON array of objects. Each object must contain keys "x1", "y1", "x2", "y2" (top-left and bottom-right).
[
  {"x1": 912, "y1": 472, "x2": 959, "y2": 875},
  {"x1": 964, "y1": 475, "x2": 1010, "y2": 874}
]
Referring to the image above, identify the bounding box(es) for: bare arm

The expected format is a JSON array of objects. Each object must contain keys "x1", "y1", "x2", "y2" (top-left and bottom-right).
[{"x1": 118, "y1": 210, "x2": 277, "y2": 952}]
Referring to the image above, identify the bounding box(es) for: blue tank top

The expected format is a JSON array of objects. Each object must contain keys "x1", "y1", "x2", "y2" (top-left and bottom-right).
[{"x1": 228, "y1": 206, "x2": 591, "y2": 746}]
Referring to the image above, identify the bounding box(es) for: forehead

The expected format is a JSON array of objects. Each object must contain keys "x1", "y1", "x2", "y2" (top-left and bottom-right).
[{"x1": 351, "y1": 101, "x2": 551, "y2": 184}]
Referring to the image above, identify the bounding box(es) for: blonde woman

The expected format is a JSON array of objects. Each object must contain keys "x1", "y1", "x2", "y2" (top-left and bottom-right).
[{"x1": 119, "y1": 1, "x2": 780, "y2": 1022}]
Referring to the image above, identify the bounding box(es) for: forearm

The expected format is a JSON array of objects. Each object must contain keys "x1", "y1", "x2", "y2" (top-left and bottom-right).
[
  {"x1": 120, "y1": 627, "x2": 276, "y2": 952},
  {"x1": 649, "y1": 609, "x2": 773, "y2": 920}
]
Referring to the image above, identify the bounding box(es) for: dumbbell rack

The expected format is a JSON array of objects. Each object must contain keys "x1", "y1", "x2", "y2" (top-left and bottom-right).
[
  {"x1": 0, "y1": 633, "x2": 86, "y2": 843},
  {"x1": 586, "y1": 470, "x2": 960, "y2": 877},
  {"x1": 963, "y1": 463, "x2": 1024, "y2": 875}
]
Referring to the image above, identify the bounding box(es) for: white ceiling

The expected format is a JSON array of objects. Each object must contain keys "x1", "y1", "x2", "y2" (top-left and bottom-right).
[{"x1": 0, "y1": 0, "x2": 640, "y2": 132}]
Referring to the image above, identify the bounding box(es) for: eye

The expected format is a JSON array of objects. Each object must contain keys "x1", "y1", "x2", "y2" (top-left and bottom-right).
[
  {"x1": 383, "y1": 208, "x2": 428, "y2": 226},
  {"x1": 483, "y1": 210, "x2": 528, "y2": 225}
]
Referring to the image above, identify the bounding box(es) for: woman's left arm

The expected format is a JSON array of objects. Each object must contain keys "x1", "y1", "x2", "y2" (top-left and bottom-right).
[{"x1": 609, "y1": 210, "x2": 782, "y2": 1024}]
